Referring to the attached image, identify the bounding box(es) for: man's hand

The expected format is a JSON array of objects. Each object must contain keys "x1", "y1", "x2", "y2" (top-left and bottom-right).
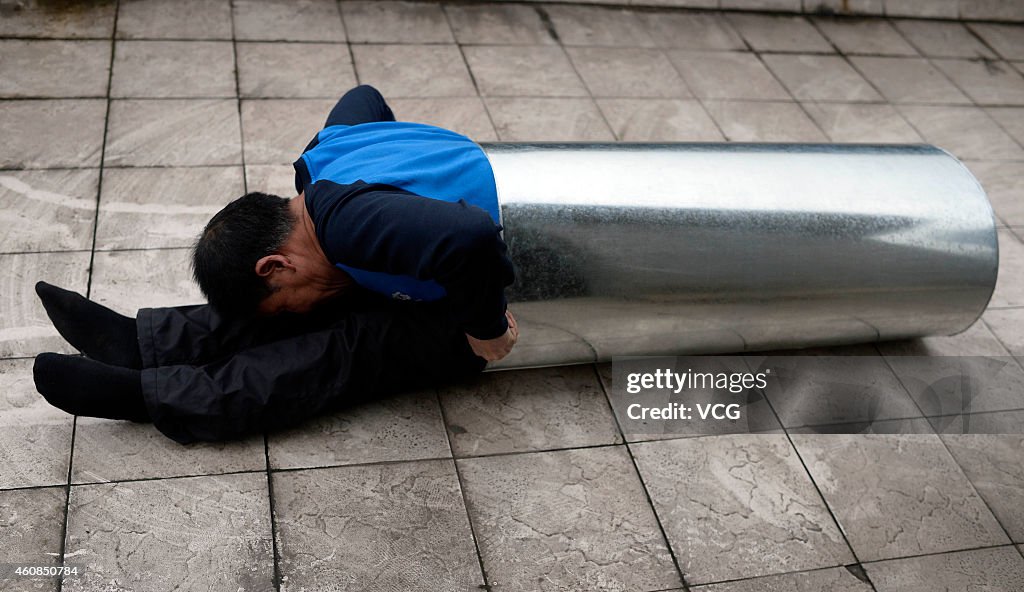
[{"x1": 466, "y1": 310, "x2": 518, "y2": 362}]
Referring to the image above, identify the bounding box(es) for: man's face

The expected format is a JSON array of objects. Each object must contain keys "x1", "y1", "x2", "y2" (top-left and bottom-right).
[{"x1": 257, "y1": 279, "x2": 323, "y2": 316}]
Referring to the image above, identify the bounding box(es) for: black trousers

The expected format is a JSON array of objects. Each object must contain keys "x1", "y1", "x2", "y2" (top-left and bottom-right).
[
  {"x1": 137, "y1": 86, "x2": 484, "y2": 445},
  {"x1": 138, "y1": 292, "x2": 484, "y2": 444}
]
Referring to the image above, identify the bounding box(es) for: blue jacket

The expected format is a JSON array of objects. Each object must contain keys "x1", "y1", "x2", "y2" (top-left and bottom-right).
[{"x1": 293, "y1": 121, "x2": 513, "y2": 340}]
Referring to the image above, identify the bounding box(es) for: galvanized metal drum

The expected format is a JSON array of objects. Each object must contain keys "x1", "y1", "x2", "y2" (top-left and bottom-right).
[{"x1": 480, "y1": 143, "x2": 999, "y2": 369}]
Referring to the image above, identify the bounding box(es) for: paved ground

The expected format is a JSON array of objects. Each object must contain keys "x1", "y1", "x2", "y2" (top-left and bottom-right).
[{"x1": 2, "y1": 1, "x2": 1024, "y2": 591}]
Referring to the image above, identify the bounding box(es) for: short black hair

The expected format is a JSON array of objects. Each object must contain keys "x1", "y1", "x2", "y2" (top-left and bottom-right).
[{"x1": 192, "y1": 192, "x2": 294, "y2": 316}]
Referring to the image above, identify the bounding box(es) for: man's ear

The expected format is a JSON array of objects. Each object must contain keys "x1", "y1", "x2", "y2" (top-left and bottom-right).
[{"x1": 255, "y1": 254, "x2": 292, "y2": 278}]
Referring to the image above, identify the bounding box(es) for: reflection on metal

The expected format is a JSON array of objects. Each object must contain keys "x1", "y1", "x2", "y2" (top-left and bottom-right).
[{"x1": 480, "y1": 143, "x2": 998, "y2": 370}]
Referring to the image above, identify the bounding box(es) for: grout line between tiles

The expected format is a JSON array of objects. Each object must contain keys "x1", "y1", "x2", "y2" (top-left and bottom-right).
[
  {"x1": 535, "y1": 4, "x2": 619, "y2": 140},
  {"x1": 263, "y1": 434, "x2": 282, "y2": 592},
  {"x1": 731, "y1": 355, "x2": 881, "y2": 591},
  {"x1": 442, "y1": 4, "x2": 502, "y2": 140},
  {"x1": 58, "y1": 3, "x2": 119, "y2": 585},
  {"x1": 56, "y1": 416, "x2": 77, "y2": 592},
  {"x1": 435, "y1": 389, "x2": 492, "y2": 590},
  {"x1": 878, "y1": 350, "x2": 1022, "y2": 552},
  {"x1": 230, "y1": 6, "x2": 276, "y2": 587},
  {"x1": 907, "y1": 39, "x2": 1024, "y2": 153},
  {"x1": 591, "y1": 364, "x2": 692, "y2": 592}
]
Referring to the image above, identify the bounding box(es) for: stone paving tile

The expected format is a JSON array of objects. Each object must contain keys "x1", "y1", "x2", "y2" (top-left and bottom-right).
[
  {"x1": 811, "y1": 17, "x2": 916, "y2": 56},
  {"x1": 941, "y1": 434, "x2": 1024, "y2": 542},
  {"x1": 885, "y1": 0, "x2": 958, "y2": 18},
  {"x1": 892, "y1": 19, "x2": 997, "y2": 59},
  {"x1": 754, "y1": 347, "x2": 922, "y2": 428},
  {"x1": 0, "y1": 359, "x2": 73, "y2": 490},
  {"x1": 0, "y1": 40, "x2": 110, "y2": 98},
  {"x1": 801, "y1": 102, "x2": 922, "y2": 142},
  {"x1": 233, "y1": 0, "x2": 345, "y2": 42},
  {"x1": 486, "y1": 97, "x2": 614, "y2": 140},
  {"x1": 787, "y1": 416, "x2": 935, "y2": 435},
  {"x1": 897, "y1": 105, "x2": 1024, "y2": 161},
  {"x1": 0, "y1": 0, "x2": 115, "y2": 39},
  {"x1": 883, "y1": 353, "x2": 1024, "y2": 417},
  {"x1": 90, "y1": 248, "x2": 203, "y2": 313},
  {"x1": 932, "y1": 58, "x2": 1024, "y2": 106},
  {"x1": 464, "y1": 45, "x2": 587, "y2": 97},
  {"x1": 341, "y1": 0, "x2": 454, "y2": 44},
  {"x1": 352, "y1": 44, "x2": 476, "y2": 98},
  {"x1": 0, "y1": 486, "x2": 66, "y2": 592},
  {"x1": 245, "y1": 164, "x2": 298, "y2": 197},
  {"x1": 544, "y1": 4, "x2": 656, "y2": 47},
  {"x1": 0, "y1": 168, "x2": 99, "y2": 254},
  {"x1": 117, "y1": 0, "x2": 232, "y2": 40},
  {"x1": 0, "y1": 100, "x2": 106, "y2": 169},
  {"x1": 0, "y1": 251, "x2": 90, "y2": 358},
  {"x1": 986, "y1": 309, "x2": 1024, "y2": 355},
  {"x1": 389, "y1": 96, "x2": 498, "y2": 140},
  {"x1": 273, "y1": 460, "x2": 483, "y2": 590},
  {"x1": 634, "y1": 10, "x2": 746, "y2": 51},
  {"x1": 722, "y1": 0, "x2": 802, "y2": 8},
  {"x1": 458, "y1": 446, "x2": 682, "y2": 591},
  {"x1": 567, "y1": 47, "x2": 692, "y2": 98},
  {"x1": 64, "y1": 473, "x2": 274, "y2": 592},
  {"x1": 762, "y1": 54, "x2": 883, "y2": 101},
  {"x1": 987, "y1": 106, "x2": 1024, "y2": 144},
  {"x1": 878, "y1": 317, "x2": 1010, "y2": 358},
  {"x1": 865, "y1": 546, "x2": 1024, "y2": 592},
  {"x1": 849, "y1": 56, "x2": 971, "y2": 104},
  {"x1": 445, "y1": 3, "x2": 555, "y2": 45},
  {"x1": 268, "y1": 390, "x2": 451, "y2": 469},
  {"x1": 96, "y1": 166, "x2": 243, "y2": 250},
  {"x1": 71, "y1": 418, "x2": 265, "y2": 484},
  {"x1": 964, "y1": 160, "x2": 1024, "y2": 226},
  {"x1": 438, "y1": 366, "x2": 620, "y2": 456},
  {"x1": 597, "y1": 98, "x2": 724, "y2": 141},
  {"x1": 879, "y1": 317, "x2": 1024, "y2": 419},
  {"x1": 725, "y1": 13, "x2": 833, "y2": 53},
  {"x1": 930, "y1": 407, "x2": 1024, "y2": 435},
  {"x1": 693, "y1": 566, "x2": 874, "y2": 591},
  {"x1": 962, "y1": 1, "x2": 1024, "y2": 21},
  {"x1": 791, "y1": 433, "x2": 1009, "y2": 561},
  {"x1": 237, "y1": 42, "x2": 355, "y2": 99},
  {"x1": 111, "y1": 40, "x2": 235, "y2": 99},
  {"x1": 704, "y1": 100, "x2": 828, "y2": 141},
  {"x1": 633, "y1": 434, "x2": 853, "y2": 584},
  {"x1": 969, "y1": 23, "x2": 1024, "y2": 61},
  {"x1": 105, "y1": 99, "x2": 242, "y2": 167},
  {"x1": 988, "y1": 229, "x2": 1024, "y2": 308},
  {"x1": 668, "y1": 50, "x2": 790, "y2": 100},
  {"x1": 240, "y1": 98, "x2": 334, "y2": 165}
]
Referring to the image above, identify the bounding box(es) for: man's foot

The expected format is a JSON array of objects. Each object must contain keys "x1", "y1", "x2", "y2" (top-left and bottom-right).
[
  {"x1": 35, "y1": 281, "x2": 143, "y2": 369},
  {"x1": 33, "y1": 353, "x2": 148, "y2": 422}
]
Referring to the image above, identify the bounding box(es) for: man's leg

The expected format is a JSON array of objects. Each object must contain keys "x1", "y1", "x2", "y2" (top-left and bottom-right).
[
  {"x1": 140, "y1": 298, "x2": 484, "y2": 444},
  {"x1": 35, "y1": 281, "x2": 338, "y2": 369},
  {"x1": 135, "y1": 294, "x2": 361, "y2": 368},
  {"x1": 323, "y1": 84, "x2": 395, "y2": 128}
]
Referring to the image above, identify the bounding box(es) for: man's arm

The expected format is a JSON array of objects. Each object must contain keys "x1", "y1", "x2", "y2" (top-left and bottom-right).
[{"x1": 309, "y1": 180, "x2": 516, "y2": 342}]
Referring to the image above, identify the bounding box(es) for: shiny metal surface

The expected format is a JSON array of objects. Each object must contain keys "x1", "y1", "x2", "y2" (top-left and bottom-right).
[{"x1": 480, "y1": 143, "x2": 999, "y2": 370}]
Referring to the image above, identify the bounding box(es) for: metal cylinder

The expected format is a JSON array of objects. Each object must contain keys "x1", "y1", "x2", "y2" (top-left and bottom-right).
[{"x1": 480, "y1": 142, "x2": 999, "y2": 370}]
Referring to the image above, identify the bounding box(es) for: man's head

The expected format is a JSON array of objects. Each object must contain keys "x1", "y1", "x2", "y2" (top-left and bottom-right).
[{"x1": 192, "y1": 192, "x2": 296, "y2": 317}]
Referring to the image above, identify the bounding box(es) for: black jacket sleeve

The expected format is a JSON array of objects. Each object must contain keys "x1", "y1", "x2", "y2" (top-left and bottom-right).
[{"x1": 307, "y1": 180, "x2": 515, "y2": 340}]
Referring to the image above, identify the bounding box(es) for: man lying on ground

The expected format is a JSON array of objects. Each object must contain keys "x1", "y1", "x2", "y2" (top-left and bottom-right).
[{"x1": 32, "y1": 84, "x2": 517, "y2": 444}]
